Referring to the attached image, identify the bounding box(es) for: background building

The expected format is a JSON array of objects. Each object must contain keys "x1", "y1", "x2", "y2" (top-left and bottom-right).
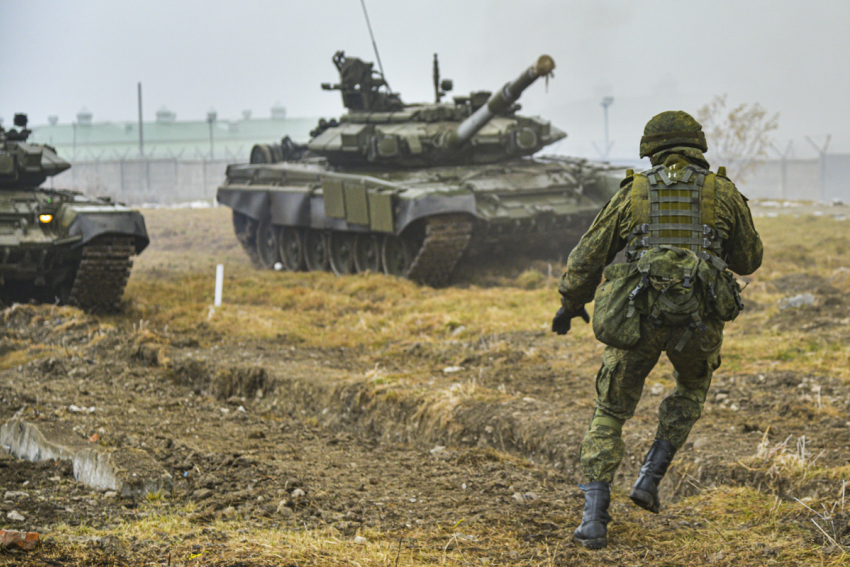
[{"x1": 27, "y1": 106, "x2": 316, "y2": 205}]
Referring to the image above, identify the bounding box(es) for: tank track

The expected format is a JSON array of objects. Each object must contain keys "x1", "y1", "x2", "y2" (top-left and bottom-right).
[
  {"x1": 68, "y1": 236, "x2": 136, "y2": 312},
  {"x1": 406, "y1": 215, "x2": 473, "y2": 287},
  {"x1": 233, "y1": 213, "x2": 262, "y2": 267}
]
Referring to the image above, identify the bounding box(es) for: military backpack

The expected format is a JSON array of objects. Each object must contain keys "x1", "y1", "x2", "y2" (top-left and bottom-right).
[{"x1": 592, "y1": 163, "x2": 743, "y2": 350}]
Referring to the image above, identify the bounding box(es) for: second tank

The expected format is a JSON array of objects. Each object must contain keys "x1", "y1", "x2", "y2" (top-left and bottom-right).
[{"x1": 217, "y1": 52, "x2": 624, "y2": 286}]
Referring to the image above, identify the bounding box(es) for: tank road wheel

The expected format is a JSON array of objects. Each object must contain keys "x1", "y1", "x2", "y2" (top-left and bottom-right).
[
  {"x1": 232, "y1": 211, "x2": 261, "y2": 268},
  {"x1": 255, "y1": 219, "x2": 280, "y2": 269},
  {"x1": 278, "y1": 227, "x2": 305, "y2": 271},
  {"x1": 328, "y1": 231, "x2": 356, "y2": 275},
  {"x1": 304, "y1": 229, "x2": 329, "y2": 271},
  {"x1": 381, "y1": 234, "x2": 416, "y2": 277},
  {"x1": 353, "y1": 233, "x2": 382, "y2": 273}
]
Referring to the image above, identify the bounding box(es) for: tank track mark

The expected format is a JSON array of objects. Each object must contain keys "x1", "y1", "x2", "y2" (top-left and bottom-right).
[
  {"x1": 68, "y1": 236, "x2": 136, "y2": 312},
  {"x1": 406, "y1": 215, "x2": 473, "y2": 287}
]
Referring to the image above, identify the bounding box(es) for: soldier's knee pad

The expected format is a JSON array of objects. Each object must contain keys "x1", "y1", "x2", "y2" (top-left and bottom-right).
[{"x1": 589, "y1": 410, "x2": 625, "y2": 436}]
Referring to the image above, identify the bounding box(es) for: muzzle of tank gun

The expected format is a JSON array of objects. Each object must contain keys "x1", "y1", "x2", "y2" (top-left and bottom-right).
[{"x1": 444, "y1": 55, "x2": 555, "y2": 150}]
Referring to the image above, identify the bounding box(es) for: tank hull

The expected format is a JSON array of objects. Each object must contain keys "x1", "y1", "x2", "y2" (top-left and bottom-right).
[
  {"x1": 217, "y1": 157, "x2": 622, "y2": 285},
  {"x1": 0, "y1": 187, "x2": 148, "y2": 310}
]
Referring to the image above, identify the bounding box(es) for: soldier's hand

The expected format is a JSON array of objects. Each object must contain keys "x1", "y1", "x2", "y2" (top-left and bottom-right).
[{"x1": 551, "y1": 306, "x2": 590, "y2": 335}]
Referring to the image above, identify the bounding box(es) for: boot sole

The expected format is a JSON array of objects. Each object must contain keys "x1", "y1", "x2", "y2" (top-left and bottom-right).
[
  {"x1": 575, "y1": 535, "x2": 607, "y2": 550},
  {"x1": 629, "y1": 488, "x2": 659, "y2": 514}
]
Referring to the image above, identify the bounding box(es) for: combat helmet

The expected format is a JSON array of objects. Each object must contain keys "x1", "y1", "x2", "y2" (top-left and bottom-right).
[{"x1": 639, "y1": 111, "x2": 707, "y2": 158}]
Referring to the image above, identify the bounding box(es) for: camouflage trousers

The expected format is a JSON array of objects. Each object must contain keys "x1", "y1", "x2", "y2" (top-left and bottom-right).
[{"x1": 580, "y1": 317, "x2": 724, "y2": 483}]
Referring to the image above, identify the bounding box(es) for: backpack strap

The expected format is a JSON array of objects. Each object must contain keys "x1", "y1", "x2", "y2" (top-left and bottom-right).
[
  {"x1": 631, "y1": 174, "x2": 650, "y2": 226},
  {"x1": 626, "y1": 174, "x2": 651, "y2": 261},
  {"x1": 700, "y1": 172, "x2": 717, "y2": 231},
  {"x1": 699, "y1": 172, "x2": 727, "y2": 259}
]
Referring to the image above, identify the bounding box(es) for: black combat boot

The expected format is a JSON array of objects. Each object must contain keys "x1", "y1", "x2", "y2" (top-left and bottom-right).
[
  {"x1": 573, "y1": 481, "x2": 611, "y2": 550},
  {"x1": 630, "y1": 438, "x2": 676, "y2": 513}
]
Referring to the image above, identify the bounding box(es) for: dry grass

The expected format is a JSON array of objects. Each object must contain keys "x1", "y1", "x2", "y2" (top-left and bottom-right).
[
  {"x1": 123, "y1": 208, "x2": 850, "y2": 384},
  {"x1": 19, "y1": 486, "x2": 844, "y2": 567},
  {"x1": 5, "y1": 207, "x2": 850, "y2": 566}
]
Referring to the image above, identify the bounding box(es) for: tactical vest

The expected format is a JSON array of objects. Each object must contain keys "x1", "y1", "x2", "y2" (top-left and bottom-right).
[
  {"x1": 627, "y1": 163, "x2": 723, "y2": 262},
  {"x1": 591, "y1": 163, "x2": 744, "y2": 351}
]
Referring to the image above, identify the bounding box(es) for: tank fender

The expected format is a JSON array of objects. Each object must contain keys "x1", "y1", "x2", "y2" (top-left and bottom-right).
[
  {"x1": 269, "y1": 191, "x2": 311, "y2": 226},
  {"x1": 394, "y1": 193, "x2": 477, "y2": 234},
  {"x1": 66, "y1": 210, "x2": 149, "y2": 254},
  {"x1": 216, "y1": 187, "x2": 270, "y2": 221}
]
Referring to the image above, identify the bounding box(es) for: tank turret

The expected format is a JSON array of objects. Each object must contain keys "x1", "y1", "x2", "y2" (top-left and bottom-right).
[
  {"x1": 302, "y1": 53, "x2": 563, "y2": 168},
  {"x1": 0, "y1": 113, "x2": 71, "y2": 188},
  {"x1": 251, "y1": 53, "x2": 565, "y2": 168}
]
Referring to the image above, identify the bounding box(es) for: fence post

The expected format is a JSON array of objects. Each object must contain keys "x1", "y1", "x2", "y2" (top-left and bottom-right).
[{"x1": 806, "y1": 135, "x2": 831, "y2": 202}]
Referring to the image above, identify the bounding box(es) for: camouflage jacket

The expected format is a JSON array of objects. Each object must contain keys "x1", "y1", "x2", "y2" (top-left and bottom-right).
[{"x1": 557, "y1": 151, "x2": 763, "y2": 313}]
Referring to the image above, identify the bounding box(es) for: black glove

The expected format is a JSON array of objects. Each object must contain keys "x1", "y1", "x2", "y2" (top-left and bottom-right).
[{"x1": 551, "y1": 306, "x2": 590, "y2": 335}]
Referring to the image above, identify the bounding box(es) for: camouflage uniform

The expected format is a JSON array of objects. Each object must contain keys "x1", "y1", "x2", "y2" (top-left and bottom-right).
[{"x1": 558, "y1": 147, "x2": 763, "y2": 484}]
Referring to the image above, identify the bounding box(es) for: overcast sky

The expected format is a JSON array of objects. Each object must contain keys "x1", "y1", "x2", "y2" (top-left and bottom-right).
[{"x1": 1, "y1": 0, "x2": 848, "y2": 160}]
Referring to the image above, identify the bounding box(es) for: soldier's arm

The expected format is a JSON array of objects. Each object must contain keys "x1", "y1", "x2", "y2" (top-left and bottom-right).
[
  {"x1": 557, "y1": 186, "x2": 630, "y2": 312},
  {"x1": 717, "y1": 180, "x2": 763, "y2": 276}
]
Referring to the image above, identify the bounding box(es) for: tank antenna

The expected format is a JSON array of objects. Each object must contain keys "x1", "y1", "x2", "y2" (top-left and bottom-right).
[{"x1": 358, "y1": 0, "x2": 391, "y2": 92}]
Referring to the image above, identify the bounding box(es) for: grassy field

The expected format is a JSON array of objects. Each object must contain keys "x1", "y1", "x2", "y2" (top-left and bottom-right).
[
  {"x1": 126, "y1": 206, "x2": 850, "y2": 380},
  {"x1": 2, "y1": 204, "x2": 850, "y2": 566}
]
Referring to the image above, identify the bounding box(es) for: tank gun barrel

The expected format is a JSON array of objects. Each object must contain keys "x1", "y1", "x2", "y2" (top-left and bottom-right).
[{"x1": 447, "y1": 55, "x2": 555, "y2": 149}]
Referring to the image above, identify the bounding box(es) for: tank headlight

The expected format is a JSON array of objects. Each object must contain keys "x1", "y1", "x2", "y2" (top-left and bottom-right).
[{"x1": 38, "y1": 214, "x2": 53, "y2": 224}]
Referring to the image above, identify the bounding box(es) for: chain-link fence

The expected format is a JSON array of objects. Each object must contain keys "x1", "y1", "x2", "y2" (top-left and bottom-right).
[
  {"x1": 725, "y1": 156, "x2": 850, "y2": 202},
  {"x1": 46, "y1": 153, "x2": 850, "y2": 206}
]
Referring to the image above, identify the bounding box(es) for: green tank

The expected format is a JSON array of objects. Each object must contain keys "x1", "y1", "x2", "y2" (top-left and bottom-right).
[
  {"x1": 217, "y1": 52, "x2": 623, "y2": 286},
  {"x1": 0, "y1": 113, "x2": 149, "y2": 311}
]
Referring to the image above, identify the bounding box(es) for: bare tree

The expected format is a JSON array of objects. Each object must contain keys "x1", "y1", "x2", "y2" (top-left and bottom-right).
[{"x1": 696, "y1": 95, "x2": 779, "y2": 182}]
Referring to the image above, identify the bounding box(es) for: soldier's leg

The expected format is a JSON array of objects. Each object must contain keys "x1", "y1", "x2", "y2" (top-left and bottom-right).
[
  {"x1": 629, "y1": 321, "x2": 723, "y2": 513},
  {"x1": 580, "y1": 337, "x2": 664, "y2": 483},
  {"x1": 657, "y1": 319, "x2": 724, "y2": 447}
]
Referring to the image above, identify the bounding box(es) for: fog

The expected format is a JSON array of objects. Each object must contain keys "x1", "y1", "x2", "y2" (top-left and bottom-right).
[{"x1": 1, "y1": 0, "x2": 848, "y2": 160}]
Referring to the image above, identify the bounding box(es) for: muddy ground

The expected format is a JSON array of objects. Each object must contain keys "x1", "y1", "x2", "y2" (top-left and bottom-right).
[{"x1": 1, "y1": 205, "x2": 849, "y2": 566}]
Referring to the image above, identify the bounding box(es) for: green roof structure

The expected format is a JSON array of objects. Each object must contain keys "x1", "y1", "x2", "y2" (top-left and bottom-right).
[{"x1": 28, "y1": 113, "x2": 317, "y2": 162}]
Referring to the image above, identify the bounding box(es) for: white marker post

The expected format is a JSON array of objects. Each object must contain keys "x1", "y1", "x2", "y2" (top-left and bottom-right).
[{"x1": 214, "y1": 264, "x2": 224, "y2": 307}]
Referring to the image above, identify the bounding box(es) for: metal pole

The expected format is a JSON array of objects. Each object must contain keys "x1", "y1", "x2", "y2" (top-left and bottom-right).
[
  {"x1": 72, "y1": 122, "x2": 77, "y2": 187},
  {"x1": 206, "y1": 110, "x2": 217, "y2": 160},
  {"x1": 806, "y1": 135, "x2": 831, "y2": 202},
  {"x1": 137, "y1": 82, "x2": 144, "y2": 158},
  {"x1": 601, "y1": 96, "x2": 614, "y2": 160},
  {"x1": 770, "y1": 141, "x2": 793, "y2": 200},
  {"x1": 603, "y1": 104, "x2": 610, "y2": 158}
]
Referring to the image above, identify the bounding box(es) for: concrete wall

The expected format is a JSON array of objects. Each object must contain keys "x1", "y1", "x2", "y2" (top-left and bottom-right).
[
  {"x1": 824, "y1": 154, "x2": 850, "y2": 202},
  {"x1": 48, "y1": 158, "x2": 230, "y2": 205},
  {"x1": 738, "y1": 155, "x2": 850, "y2": 202},
  {"x1": 736, "y1": 159, "x2": 821, "y2": 201}
]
